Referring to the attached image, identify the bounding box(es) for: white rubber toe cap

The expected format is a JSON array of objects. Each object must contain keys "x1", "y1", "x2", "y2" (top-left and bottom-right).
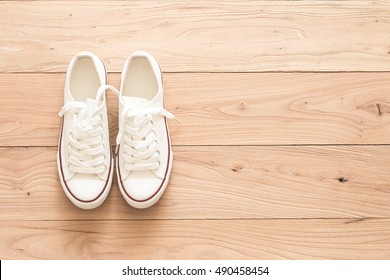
[
  {"x1": 122, "y1": 178, "x2": 163, "y2": 202},
  {"x1": 66, "y1": 179, "x2": 106, "y2": 202}
]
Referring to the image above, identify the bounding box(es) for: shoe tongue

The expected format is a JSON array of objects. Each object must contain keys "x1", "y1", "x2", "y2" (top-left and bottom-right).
[
  {"x1": 121, "y1": 96, "x2": 149, "y2": 108},
  {"x1": 85, "y1": 98, "x2": 98, "y2": 116}
]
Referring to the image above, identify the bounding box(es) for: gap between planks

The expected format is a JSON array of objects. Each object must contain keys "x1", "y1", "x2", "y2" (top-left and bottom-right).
[{"x1": 0, "y1": 217, "x2": 381, "y2": 223}]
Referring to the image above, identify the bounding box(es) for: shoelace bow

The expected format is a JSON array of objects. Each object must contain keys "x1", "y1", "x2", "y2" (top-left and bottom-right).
[
  {"x1": 116, "y1": 106, "x2": 176, "y2": 171},
  {"x1": 58, "y1": 85, "x2": 112, "y2": 175}
]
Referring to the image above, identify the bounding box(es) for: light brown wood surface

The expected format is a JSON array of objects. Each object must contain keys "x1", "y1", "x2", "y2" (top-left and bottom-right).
[
  {"x1": 1, "y1": 219, "x2": 390, "y2": 259},
  {"x1": 0, "y1": 1, "x2": 390, "y2": 72},
  {"x1": 1, "y1": 146, "x2": 390, "y2": 220},
  {"x1": 1, "y1": 72, "x2": 390, "y2": 146},
  {"x1": 1, "y1": 0, "x2": 390, "y2": 260}
]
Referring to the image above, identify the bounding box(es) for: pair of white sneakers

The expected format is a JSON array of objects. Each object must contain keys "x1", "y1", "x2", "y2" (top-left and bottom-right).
[{"x1": 57, "y1": 51, "x2": 175, "y2": 210}]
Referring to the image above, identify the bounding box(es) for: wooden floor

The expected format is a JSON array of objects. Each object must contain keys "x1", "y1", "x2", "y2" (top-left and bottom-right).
[{"x1": 1, "y1": 1, "x2": 390, "y2": 259}]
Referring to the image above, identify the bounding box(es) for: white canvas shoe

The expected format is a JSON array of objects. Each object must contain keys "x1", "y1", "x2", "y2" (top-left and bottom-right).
[
  {"x1": 116, "y1": 51, "x2": 175, "y2": 209},
  {"x1": 57, "y1": 52, "x2": 114, "y2": 210}
]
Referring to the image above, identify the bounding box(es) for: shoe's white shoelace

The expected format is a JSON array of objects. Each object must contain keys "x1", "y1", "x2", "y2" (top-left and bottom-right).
[
  {"x1": 59, "y1": 85, "x2": 112, "y2": 175},
  {"x1": 116, "y1": 103, "x2": 176, "y2": 172},
  {"x1": 60, "y1": 83, "x2": 176, "y2": 174}
]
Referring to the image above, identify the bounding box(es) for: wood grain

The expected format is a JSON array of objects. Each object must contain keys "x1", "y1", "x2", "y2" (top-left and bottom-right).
[
  {"x1": 1, "y1": 72, "x2": 390, "y2": 146},
  {"x1": 0, "y1": 1, "x2": 389, "y2": 72},
  {"x1": 1, "y1": 219, "x2": 389, "y2": 259},
  {"x1": 1, "y1": 146, "x2": 390, "y2": 221},
  {"x1": 1, "y1": 0, "x2": 390, "y2": 261}
]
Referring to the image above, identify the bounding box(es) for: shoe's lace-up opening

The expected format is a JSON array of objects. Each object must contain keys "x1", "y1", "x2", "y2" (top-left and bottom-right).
[
  {"x1": 116, "y1": 107, "x2": 175, "y2": 172},
  {"x1": 59, "y1": 85, "x2": 110, "y2": 175}
]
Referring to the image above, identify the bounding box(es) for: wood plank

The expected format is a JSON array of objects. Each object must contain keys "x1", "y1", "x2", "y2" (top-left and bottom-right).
[
  {"x1": 1, "y1": 219, "x2": 390, "y2": 259},
  {"x1": 1, "y1": 72, "x2": 390, "y2": 146},
  {"x1": 1, "y1": 146, "x2": 390, "y2": 220},
  {"x1": 0, "y1": 1, "x2": 389, "y2": 72}
]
